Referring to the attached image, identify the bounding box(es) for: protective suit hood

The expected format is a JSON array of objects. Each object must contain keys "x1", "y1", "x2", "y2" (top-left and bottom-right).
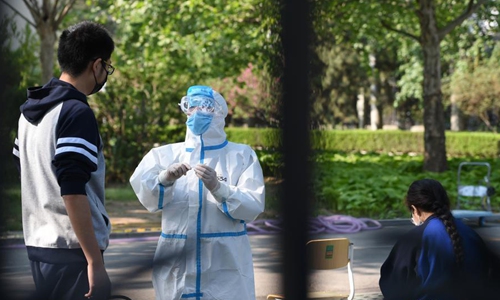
[{"x1": 185, "y1": 90, "x2": 228, "y2": 149}]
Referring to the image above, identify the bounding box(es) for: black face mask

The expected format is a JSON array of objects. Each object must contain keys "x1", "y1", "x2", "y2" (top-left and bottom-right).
[{"x1": 88, "y1": 62, "x2": 108, "y2": 95}]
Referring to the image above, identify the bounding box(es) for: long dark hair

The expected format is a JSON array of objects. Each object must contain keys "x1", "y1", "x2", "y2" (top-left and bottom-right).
[{"x1": 406, "y1": 179, "x2": 464, "y2": 265}]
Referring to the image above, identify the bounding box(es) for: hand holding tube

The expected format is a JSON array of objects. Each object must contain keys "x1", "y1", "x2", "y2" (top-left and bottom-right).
[
  {"x1": 159, "y1": 163, "x2": 191, "y2": 185},
  {"x1": 193, "y1": 164, "x2": 220, "y2": 191}
]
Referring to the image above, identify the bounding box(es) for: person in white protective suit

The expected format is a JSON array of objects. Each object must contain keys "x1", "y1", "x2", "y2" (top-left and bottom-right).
[{"x1": 129, "y1": 85, "x2": 265, "y2": 300}]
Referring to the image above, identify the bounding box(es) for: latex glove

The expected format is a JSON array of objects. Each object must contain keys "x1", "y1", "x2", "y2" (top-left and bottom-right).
[
  {"x1": 158, "y1": 163, "x2": 191, "y2": 185},
  {"x1": 193, "y1": 164, "x2": 220, "y2": 191}
]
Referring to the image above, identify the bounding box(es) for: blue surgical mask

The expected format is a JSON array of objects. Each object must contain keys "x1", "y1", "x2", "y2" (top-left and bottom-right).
[{"x1": 186, "y1": 111, "x2": 213, "y2": 135}]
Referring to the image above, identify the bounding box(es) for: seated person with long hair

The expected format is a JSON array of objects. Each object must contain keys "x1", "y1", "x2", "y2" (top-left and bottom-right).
[{"x1": 379, "y1": 179, "x2": 499, "y2": 299}]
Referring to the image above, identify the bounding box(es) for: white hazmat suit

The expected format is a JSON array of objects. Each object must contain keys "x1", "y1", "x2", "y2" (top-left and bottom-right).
[{"x1": 130, "y1": 88, "x2": 265, "y2": 300}]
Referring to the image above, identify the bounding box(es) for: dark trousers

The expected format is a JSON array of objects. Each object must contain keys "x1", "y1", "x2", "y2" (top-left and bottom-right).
[{"x1": 29, "y1": 260, "x2": 110, "y2": 300}]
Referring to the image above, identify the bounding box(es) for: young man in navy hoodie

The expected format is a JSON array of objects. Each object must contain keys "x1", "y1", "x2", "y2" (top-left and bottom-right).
[{"x1": 12, "y1": 21, "x2": 115, "y2": 300}]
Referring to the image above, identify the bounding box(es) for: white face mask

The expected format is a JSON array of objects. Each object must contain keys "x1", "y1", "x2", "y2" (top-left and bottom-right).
[{"x1": 410, "y1": 212, "x2": 423, "y2": 226}]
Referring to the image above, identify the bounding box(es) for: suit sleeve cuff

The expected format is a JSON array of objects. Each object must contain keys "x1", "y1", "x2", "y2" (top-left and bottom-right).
[
  {"x1": 158, "y1": 170, "x2": 175, "y2": 187},
  {"x1": 210, "y1": 182, "x2": 230, "y2": 203},
  {"x1": 60, "y1": 179, "x2": 87, "y2": 196}
]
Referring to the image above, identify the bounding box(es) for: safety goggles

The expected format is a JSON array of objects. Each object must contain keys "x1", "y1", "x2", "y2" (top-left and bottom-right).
[{"x1": 179, "y1": 95, "x2": 223, "y2": 116}]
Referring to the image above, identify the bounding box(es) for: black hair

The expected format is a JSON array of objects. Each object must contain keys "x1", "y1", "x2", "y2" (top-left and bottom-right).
[
  {"x1": 406, "y1": 179, "x2": 465, "y2": 265},
  {"x1": 57, "y1": 21, "x2": 114, "y2": 77}
]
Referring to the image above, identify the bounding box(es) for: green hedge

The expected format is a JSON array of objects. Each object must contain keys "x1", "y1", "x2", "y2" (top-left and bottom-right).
[
  {"x1": 446, "y1": 132, "x2": 500, "y2": 157},
  {"x1": 225, "y1": 128, "x2": 500, "y2": 158},
  {"x1": 102, "y1": 127, "x2": 498, "y2": 183},
  {"x1": 225, "y1": 127, "x2": 281, "y2": 149}
]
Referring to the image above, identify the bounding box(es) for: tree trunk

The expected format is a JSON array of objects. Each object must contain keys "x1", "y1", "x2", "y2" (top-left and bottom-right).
[
  {"x1": 38, "y1": 23, "x2": 56, "y2": 83},
  {"x1": 450, "y1": 93, "x2": 460, "y2": 131},
  {"x1": 419, "y1": 0, "x2": 448, "y2": 172},
  {"x1": 369, "y1": 80, "x2": 379, "y2": 130},
  {"x1": 369, "y1": 54, "x2": 379, "y2": 130},
  {"x1": 24, "y1": 0, "x2": 69, "y2": 84},
  {"x1": 370, "y1": 101, "x2": 379, "y2": 130},
  {"x1": 356, "y1": 89, "x2": 365, "y2": 129}
]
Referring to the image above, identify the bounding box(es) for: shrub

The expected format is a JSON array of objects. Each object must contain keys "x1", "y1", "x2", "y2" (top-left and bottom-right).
[
  {"x1": 226, "y1": 128, "x2": 499, "y2": 157},
  {"x1": 310, "y1": 152, "x2": 500, "y2": 218}
]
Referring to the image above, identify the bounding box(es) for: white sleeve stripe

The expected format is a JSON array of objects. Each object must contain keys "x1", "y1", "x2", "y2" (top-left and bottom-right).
[
  {"x1": 12, "y1": 148, "x2": 19, "y2": 158},
  {"x1": 15, "y1": 138, "x2": 19, "y2": 146},
  {"x1": 57, "y1": 137, "x2": 97, "y2": 153},
  {"x1": 55, "y1": 146, "x2": 98, "y2": 165}
]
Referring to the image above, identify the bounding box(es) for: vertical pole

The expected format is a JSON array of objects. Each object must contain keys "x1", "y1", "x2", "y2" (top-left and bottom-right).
[{"x1": 280, "y1": 0, "x2": 311, "y2": 299}]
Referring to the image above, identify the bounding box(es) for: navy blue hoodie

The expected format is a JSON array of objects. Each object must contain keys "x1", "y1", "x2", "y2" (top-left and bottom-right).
[
  {"x1": 13, "y1": 78, "x2": 110, "y2": 262},
  {"x1": 379, "y1": 216, "x2": 494, "y2": 299}
]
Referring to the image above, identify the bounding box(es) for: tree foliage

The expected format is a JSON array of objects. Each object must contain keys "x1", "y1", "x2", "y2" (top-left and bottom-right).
[
  {"x1": 310, "y1": 44, "x2": 368, "y2": 128},
  {"x1": 4, "y1": 0, "x2": 499, "y2": 181},
  {"x1": 207, "y1": 63, "x2": 280, "y2": 127},
  {"x1": 79, "y1": 0, "x2": 277, "y2": 182},
  {"x1": 450, "y1": 44, "x2": 500, "y2": 132},
  {"x1": 0, "y1": 17, "x2": 40, "y2": 185},
  {"x1": 0, "y1": 0, "x2": 78, "y2": 82},
  {"x1": 312, "y1": 0, "x2": 498, "y2": 172}
]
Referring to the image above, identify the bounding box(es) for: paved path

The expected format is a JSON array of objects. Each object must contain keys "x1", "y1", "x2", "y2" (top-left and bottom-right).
[{"x1": 1, "y1": 219, "x2": 499, "y2": 300}]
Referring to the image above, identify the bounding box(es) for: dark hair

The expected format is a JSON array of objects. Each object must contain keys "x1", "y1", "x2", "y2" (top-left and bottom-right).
[
  {"x1": 57, "y1": 21, "x2": 114, "y2": 77},
  {"x1": 406, "y1": 179, "x2": 464, "y2": 265}
]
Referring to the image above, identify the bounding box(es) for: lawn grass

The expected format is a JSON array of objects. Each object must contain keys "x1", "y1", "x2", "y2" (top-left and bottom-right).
[{"x1": 105, "y1": 184, "x2": 138, "y2": 201}]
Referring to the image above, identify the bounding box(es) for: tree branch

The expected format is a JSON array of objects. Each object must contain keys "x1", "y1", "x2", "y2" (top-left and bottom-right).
[
  {"x1": 381, "y1": 19, "x2": 420, "y2": 42},
  {"x1": 0, "y1": 0, "x2": 36, "y2": 27},
  {"x1": 51, "y1": 0, "x2": 61, "y2": 21},
  {"x1": 438, "y1": 0, "x2": 488, "y2": 41},
  {"x1": 23, "y1": 0, "x2": 42, "y2": 21},
  {"x1": 478, "y1": 111, "x2": 493, "y2": 131},
  {"x1": 55, "y1": 0, "x2": 77, "y2": 27},
  {"x1": 42, "y1": 0, "x2": 52, "y2": 22}
]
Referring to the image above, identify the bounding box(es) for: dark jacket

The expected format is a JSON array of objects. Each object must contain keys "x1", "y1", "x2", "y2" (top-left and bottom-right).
[{"x1": 380, "y1": 216, "x2": 495, "y2": 299}]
